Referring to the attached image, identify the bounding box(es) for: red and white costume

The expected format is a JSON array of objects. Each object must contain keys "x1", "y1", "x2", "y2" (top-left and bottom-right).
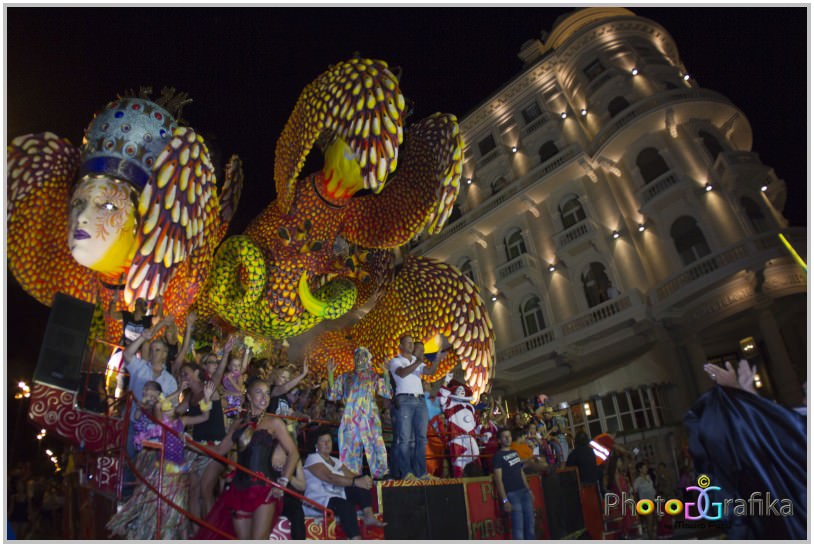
[{"x1": 437, "y1": 380, "x2": 480, "y2": 477}]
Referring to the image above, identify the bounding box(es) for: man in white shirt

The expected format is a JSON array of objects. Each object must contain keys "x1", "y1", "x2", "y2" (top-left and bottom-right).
[{"x1": 387, "y1": 335, "x2": 446, "y2": 480}]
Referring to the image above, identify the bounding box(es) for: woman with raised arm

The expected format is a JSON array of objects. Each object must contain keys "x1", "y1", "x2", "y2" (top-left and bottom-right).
[{"x1": 195, "y1": 376, "x2": 299, "y2": 540}]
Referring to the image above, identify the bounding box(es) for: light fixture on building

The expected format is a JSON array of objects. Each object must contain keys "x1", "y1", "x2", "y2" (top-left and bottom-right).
[
  {"x1": 45, "y1": 449, "x2": 54, "y2": 456},
  {"x1": 490, "y1": 293, "x2": 498, "y2": 302},
  {"x1": 682, "y1": 73, "x2": 691, "y2": 81},
  {"x1": 611, "y1": 230, "x2": 621, "y2": 239},
  {"x1": 739, "y1": 336, "x2": 758, "y2": 357},
  {"x1": 560, "y1": 111, "x2": 568, "y2": 120},
  {"x1": 637, "y1": 223, "x2": 647, "y2": 233},
  {"x1": 631, "y1": 67, "x2": 639, "y2": 76},
  {"x1": 583, "y1": 402, "x2": 592, "y2": 416},
  {"x1": 754, "y1": 374, "x2": 763, "y2": 388},
  {"x1": 466, "y1": 178, "x2": 473, "y2": 185},
  {"x1": 760, "y1": 183, "x2": 769, "y2": 192},
  {"x1": 580, "y1": 108, "x2": 588, "y2": 117},
  {"x1": 548, "y1": 264, "x2": 556, "y2": 272},
  {"x1": 511, "y1": 146, "x2": 518, "y2": 153},
  {"x1": 704, "y1": 183, "x2": 713, "y2": 192}
]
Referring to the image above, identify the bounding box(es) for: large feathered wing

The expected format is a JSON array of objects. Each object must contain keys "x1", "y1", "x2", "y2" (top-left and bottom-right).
[
  {"x1": 7, "y1": 132, "x2": 97, "y2": 305},
  {"x1": 307, "y1": 255, "x2": 495, "y2": 402},
  {"x1": 124, "y1": 126, "x2": 219, "y2": 306},
  {"x1": 342, "y1": 113, "x2": 463, "y2": 249},
  {"x1": 274, "y1": 57, "x2": 405, "y2": 213}
]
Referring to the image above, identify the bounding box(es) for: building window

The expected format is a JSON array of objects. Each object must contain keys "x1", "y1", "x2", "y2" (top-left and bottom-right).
[
  {"x1": 539, "y1": 140, "x2": 559, "y2": 163},
  {"x1": 608, "y1": 96, "x2": 630, "y2": 118},
  {"x1": 520, "y1": 296, "x2": 546, "y2": 337},
  {"x1": 740, "y1": 197, "x2": 769, "y2": 234},
  {"x1": 491, "y1": 176, "x2": 510, "y2": 195},
  {"x1": 671, "y1": 216, "x2": 711, "y2": 265},
  {"x1": 559, "y1": 194, "x2": 586, "y2": 228},
  {"x1": 636, "y1": 147, "x2": 670, "y2": 184},
  {"x1": 458, "y1": 257, "x2": 476, "y2": 283},
  {"x1": 601, "y1": 394, "x2": 619, "y2": 434},
  {"x1": 699, "y1": 130, "x2": 725, "y2": 161},
  {"x1": 617, "y1": 391, "x2": 635, "y2": 431},
  {"x1": 521, "y1": 102, "x2": 543, "y2": 124},
  {"x1": 448, "y1": 204, "x2": 462, "y2": 224},
  {"x1": 505, "y1": 229, "x2": 527, "y2": 261},
  {"x1": 478, "y1": 134, "x2": 497, "y2": 157},
  {"x1": 581, "y1": 262, "x2": 613, "y2": 308},
  {"x1": 583, "y1": 58, "x2": 605, "y2": 80}
]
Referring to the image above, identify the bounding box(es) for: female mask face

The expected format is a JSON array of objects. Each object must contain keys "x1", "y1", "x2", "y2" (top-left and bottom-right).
[{"x1": 68, "y1": 175, "x2": 137, "y2": 275}]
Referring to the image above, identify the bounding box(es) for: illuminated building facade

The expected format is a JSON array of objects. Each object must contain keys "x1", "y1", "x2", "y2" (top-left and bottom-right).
[{"x1": 409, "y1": 8, "x2": 806, "y2": 460}]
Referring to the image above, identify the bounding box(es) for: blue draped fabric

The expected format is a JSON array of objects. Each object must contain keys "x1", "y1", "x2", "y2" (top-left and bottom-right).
[{"x1": 684, "y1": 385, "x2": 807, "y2": 539}]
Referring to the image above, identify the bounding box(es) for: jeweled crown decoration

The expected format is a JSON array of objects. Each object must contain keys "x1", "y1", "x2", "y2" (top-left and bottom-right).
[{"x1": 79, "y1": 97, "x2": 178, "y2": 189}]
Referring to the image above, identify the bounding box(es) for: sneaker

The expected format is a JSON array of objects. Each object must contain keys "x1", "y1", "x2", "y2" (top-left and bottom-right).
[
  {"x1": 402, "y1": 473, "x2": 419, "y2": 481},
  {"x1": 419, "y1": 473, "x2": 440, "y2": 482}
]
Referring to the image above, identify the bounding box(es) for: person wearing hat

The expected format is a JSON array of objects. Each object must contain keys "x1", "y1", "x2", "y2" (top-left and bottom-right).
[
  {"x1": 326, "y1": 347, "x2": 392, "y2": 479},
  {"x1": 437, "y1": 375, "x2": 481, "y2": 478}
]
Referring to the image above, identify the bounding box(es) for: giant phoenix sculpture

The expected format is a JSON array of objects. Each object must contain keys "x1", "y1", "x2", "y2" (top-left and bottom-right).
[{"x1": 198, "y1": 57, "x2": 495, "y2": 399}]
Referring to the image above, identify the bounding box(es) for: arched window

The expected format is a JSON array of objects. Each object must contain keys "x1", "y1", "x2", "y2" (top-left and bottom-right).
[
  {"x1": 539, "y1": 141, "x2": 559, "y2": 163},
  {"x1": 608, "y1": 96, "x2": 630, "y2": 118},
  {"x1": 699, "y1": 130, "x2": 724, "y2": 161},
  {"x1": 740, "y1": 197, "x2": 769, "y2": 234},
  {"x1": 448, "y1": 204, "x2": 462, "y2": 224},
  {"x1": 637, "y1": 147, "x2": 670, "y2": 184},
  {"x1": 491, "y1": 176, "x2": 509, "y2": 195},
  {"x1": 671, "y1": 216, "x2": 711, "y2": 265},
  {"x1": 458, "y1": 257, "x2": 476, "y2": 283},
  {"x1": 581, "y1": 262, "x2": 613, "y2": 308},
  {"x1": 505, "y1": 229, "x2": 528, "y2": 261},
  {"x1": 521, "y1": 296, "x2": 546, "y2": 337},
  {"x1": 559, "y1": 194, "x2": 586, "y2": 229}
]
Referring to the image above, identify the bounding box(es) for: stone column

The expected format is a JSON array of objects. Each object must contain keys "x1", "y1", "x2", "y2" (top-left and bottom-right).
[{"x1": 755, "y1": 298, "x2": 801, "y2": 405}]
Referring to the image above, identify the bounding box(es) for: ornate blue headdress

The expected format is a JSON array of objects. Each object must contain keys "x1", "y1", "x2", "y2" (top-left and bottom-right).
[{"x1": 78, "y1": 88, "x2": 190, "y2": 189}]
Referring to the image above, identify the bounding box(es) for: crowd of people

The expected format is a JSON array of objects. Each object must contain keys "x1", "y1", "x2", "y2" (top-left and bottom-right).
[
  {"x1": 12, "y1": 299, "x2": 804, "y2": 541},
  {"x1": 97, "y1": 309, "x2": 572, "y2": 540}
]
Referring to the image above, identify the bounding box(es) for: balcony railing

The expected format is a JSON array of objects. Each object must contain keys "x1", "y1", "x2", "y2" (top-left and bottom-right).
[
  {"x1": 497, "y1": 328, "x2": 556, "y2": 362},
  {"x1": 555, "y1": 218, "x2": 595, "y2": 251},
  {"x1": 654, "y1": 231, "x2": 800, "y2": 302},
  {"x1": 522, "y1": 115, "x2": 549, "y2": 136},
  {"x1": 590, "y1": 89, "x2": 734, "y2": 155},
  {"x1": 635, "y1": 170, "x2": 682, "y2": 205},
  {"x1": 477, "y1": 147, "x2": 501, "y2": 168},
  {"x1": 496, "y1": 252, "x2": 539, "y2": 283},
  {"x1": 585, "y1": 69, "x2": 616, "y2": 97},
  {"x1": 712, "y1": 150, "x2": 761, "y2": 177},
  {"x1": 561, "y1": 293, "x2": 634, "y2": 336},
  {"x1": 411, "y1": 145, "x2": 581, "y2": 254}
]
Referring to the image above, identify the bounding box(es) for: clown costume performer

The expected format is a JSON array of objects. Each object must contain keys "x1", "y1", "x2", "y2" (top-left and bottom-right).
[
  {"x1": 326, "y1": 347, "x2": 391, "y2": 478},
  {"x1": 438, "y1": 378, "x2": 480, "y2": 478}
]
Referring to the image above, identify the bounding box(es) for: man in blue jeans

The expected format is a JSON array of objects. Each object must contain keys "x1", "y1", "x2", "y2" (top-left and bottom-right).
[
  {"x1": 493, "y1": 428, "x2": 536, "y2": 539},
  {"x1": 387, "y1": 336, "x2": 446, "y2": 480}
]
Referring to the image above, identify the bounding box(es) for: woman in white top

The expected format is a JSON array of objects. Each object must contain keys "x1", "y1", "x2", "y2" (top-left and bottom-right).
[{"x1": 303, "y1": 428, "x2": 387, "y2": 539}]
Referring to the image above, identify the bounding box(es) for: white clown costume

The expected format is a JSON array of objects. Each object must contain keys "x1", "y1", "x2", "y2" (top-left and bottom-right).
[{"x1": 437, "y1": 378, "x2": 480, "y2": 477}]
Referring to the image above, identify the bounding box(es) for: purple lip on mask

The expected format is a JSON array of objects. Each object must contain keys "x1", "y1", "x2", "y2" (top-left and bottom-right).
[{"x1": 73, "y1": 230, "x2": 91, "y2": 240}]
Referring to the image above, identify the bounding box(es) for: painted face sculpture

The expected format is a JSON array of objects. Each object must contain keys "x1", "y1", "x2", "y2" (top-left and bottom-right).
[
  {"x1": 68, "y1": 174, "x2": 138, "y2": 275},
  {"x1": 7, "y1": 88, "x2": 242, "y2": 345}
]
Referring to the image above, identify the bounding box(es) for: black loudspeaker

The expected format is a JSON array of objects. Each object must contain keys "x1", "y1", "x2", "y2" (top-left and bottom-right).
[
  {"x1": 33, "y1": 293, "x2": 95, "y2": 392},
  {"x1": 382, "y1": 484, "x2": 468, "y2": 540},
  {"x1": 544, "y1": 468, "x2": 585, "y2": 539}
]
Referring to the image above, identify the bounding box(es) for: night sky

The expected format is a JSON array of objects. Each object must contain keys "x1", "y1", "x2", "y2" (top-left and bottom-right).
[{"x1": 4, "y1": 7, "x2": 809, "y2": 445}]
